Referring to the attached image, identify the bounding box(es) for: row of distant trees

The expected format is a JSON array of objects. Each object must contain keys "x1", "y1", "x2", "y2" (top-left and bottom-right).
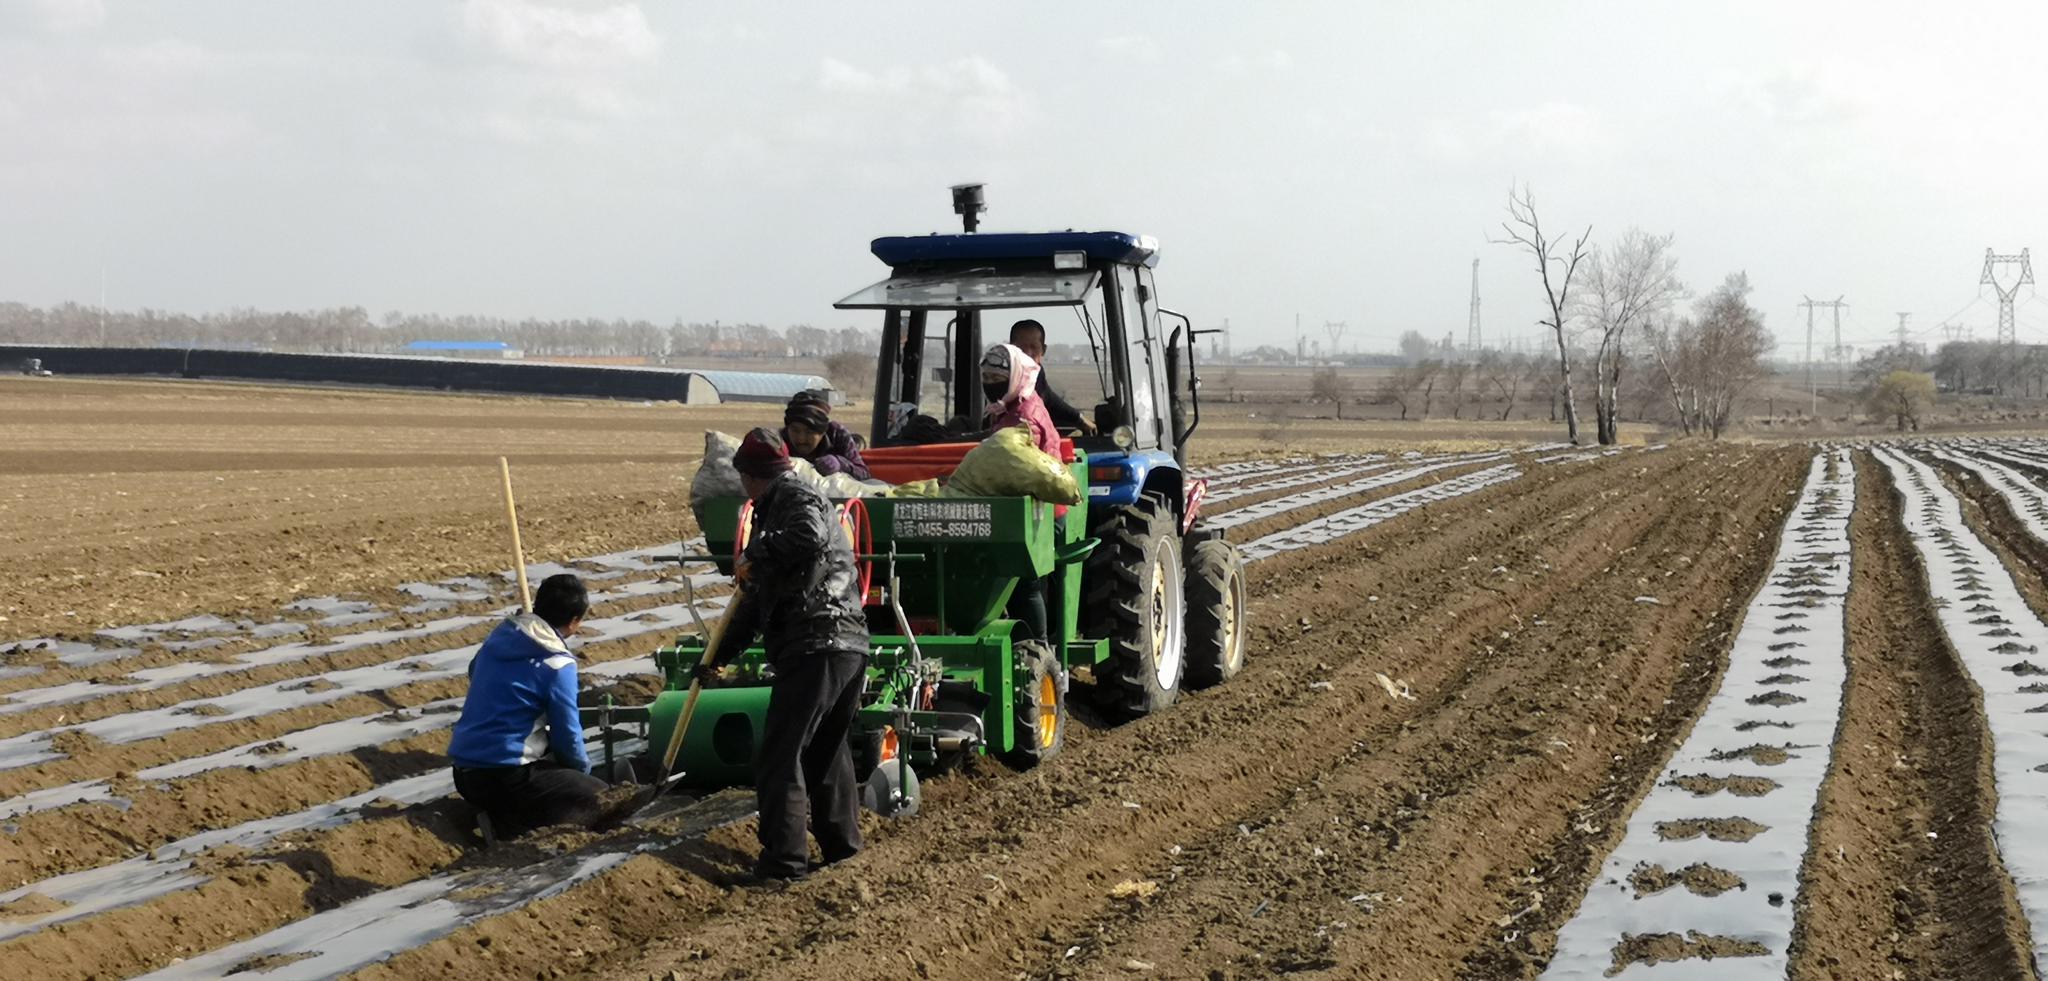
[{"x1": 0, "y1": 302, "x2": 877, "y2": 360}]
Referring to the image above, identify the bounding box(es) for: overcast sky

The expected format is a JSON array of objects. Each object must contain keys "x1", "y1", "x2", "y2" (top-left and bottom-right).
[{"x1": 5, "y1": 0, "x2": 2048, "y2": 353}]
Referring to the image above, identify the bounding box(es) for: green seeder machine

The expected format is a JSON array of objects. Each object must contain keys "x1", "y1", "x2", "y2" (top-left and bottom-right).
[{"x1": 582, "y1": 188, "x2": 1250, "y2": 818}]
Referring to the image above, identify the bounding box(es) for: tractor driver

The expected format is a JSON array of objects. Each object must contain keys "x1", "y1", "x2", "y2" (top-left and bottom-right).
[
  {"x1": 700, "y1": 428, "x2": 870, "y2": 881},
  {"x1": 1008, "y1": 319, "x2": 1097, "y2": 435},
  {"x1": 448, "y1": 573, "x2": 607, "y2": 841}
]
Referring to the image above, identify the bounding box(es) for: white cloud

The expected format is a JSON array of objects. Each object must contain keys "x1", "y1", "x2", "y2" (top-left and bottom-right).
[
  {"x1": 1217, "y1": 49, "x2": 1291, "y2": 74},
  {"x1": 0, "y1": 0, "x2": 104, "y2": 34},
  {"x1": 458, "y1": 0, "x2": 659, "y2": 71},
  {"x1": 1421, "y1": 101, "x2": 1612, "y2": 167},
  {"x1": 1731, "y1": 63, "x2": 1868, "y2": 126},
  {"x1": 810, "y1": 55, "x2": 1033, "y2": 145},
  {"x1": 1097, "y1": 35, "x2": 1162, "y2": 64}
]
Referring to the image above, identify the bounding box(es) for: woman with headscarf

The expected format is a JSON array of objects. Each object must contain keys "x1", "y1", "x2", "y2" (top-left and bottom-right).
[
  {"x1": 780, "y1": 390, "x2": 871, "y2": 480},
  {"x1": 979, "y1": 342, "x2": 1064, "y2": 642},
  {"x1": 979, "y1": 343, "x2": 1060, "y2": 459}
]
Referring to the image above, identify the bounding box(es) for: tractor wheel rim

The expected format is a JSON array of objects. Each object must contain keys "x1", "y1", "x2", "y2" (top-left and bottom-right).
[
  {"x1": 1037, "y1": 675, "x2": 1058, "y2": 747},
  {"x1": 1150, "y1": 544, "x2": 1184, "y2": 688},
  {"x1": 1226, "y1": 571, "x2": 1246, "y2": 668}
]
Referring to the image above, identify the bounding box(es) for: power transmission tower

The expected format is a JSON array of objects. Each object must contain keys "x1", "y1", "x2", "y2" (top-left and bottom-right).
[
  {"x1": 1799, "y1": 296, "x2": 1847, "y2": 415},
  {"x1": 1324, "y1": 321, "x2": 1347, "y2": 360},
  {"x1": 1466, "y1": 258, "x2": 1482, "y2": 353},
  {"x1": 1896, "y1": 312, "x2": 1911, "y2": 348},
  {"x1": 1982, "y1": 247, "x2": 2034, "y2": 346}
]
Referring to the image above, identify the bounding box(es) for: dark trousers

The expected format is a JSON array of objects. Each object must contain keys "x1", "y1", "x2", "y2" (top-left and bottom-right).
[
  {"x1": 452, "y1": 760, "x2": 606, "y2": 840},
  {"x1": 755, "y1": 650, "x2": 866, "y2": 876}
]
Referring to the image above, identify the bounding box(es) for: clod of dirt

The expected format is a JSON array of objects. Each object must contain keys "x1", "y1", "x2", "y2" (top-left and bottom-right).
[
  {"x1": 1655, "y1": 818, "x2": 1768, "y2": 842},
  {"x1": 249, "y1": 740, "x2": 290, "y2": 756},
  {"x1": 1734, "y1": 720, "x2": 1794, "y2": 732},
  {"x1": 226, "y1": 952, "x2": 317, "y2": 975},
  {"x1": 1746, "y1": 691, "x2": 1806, "y2": 707},
  {"x1": 1757, "y1": 673, "x2": 1809, "y2": 685},
  {"x1": 2003, "y1": 661, "x2": 2048, "y2": 677},
  {"x1": 1110, "y1": 880, "x2": 1159, "y2": 903},
  {"x1": 1608, "y1": 931, "x2": 1769, "y2": 975},
  {"x1": 283, "y1": 678, "x2": 342, "y2": 693},
  {"x1": 1669, "y1": 774, "x2": 1781, "y2": 798},
  {"x1": 0, "y1": 892, "x2": 71, "y2": 919},
  {"x1": 1763, "y1": 656, "x2": 1810, "y2": 668},
  {"x1": 174, "y1": 703, "x2": 231, "y2": 717},
  {"x1": 2019, "y1": 683, "x2": 2048, "y2": 694},
  {"x1": 1628, "y1": 862, "x2": 1746, "y2": 898}
]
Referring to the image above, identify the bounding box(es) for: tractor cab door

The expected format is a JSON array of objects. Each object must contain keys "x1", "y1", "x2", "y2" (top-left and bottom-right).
[{"x1": 1106, "y1": 264, "x2": 1171, "y2": 454}]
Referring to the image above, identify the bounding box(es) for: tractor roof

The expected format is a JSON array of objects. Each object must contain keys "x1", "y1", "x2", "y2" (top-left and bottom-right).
[{"x1": 871, "y1": 231, "x2": 1159, "y2": 268}]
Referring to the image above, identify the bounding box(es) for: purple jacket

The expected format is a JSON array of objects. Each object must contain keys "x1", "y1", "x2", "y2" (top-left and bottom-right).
[{"x1": 782, "y1": 420, "x2": 870, "y2": 480}]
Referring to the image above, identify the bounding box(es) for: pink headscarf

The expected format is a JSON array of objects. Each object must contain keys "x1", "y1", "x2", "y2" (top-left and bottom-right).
[{"x1": 980, "y1": 343, "x2": 1060, "y2": 459}]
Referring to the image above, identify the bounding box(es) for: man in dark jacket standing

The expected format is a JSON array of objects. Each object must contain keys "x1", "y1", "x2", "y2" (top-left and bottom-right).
[
  {"x1": 448, "y1": 573, "x2": 604, "y2": 840},
  {"x1": 703, "y1": 428, "x2": 870, "y2": 880}
]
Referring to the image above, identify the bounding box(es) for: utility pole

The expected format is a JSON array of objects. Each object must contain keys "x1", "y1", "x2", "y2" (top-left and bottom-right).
[
  {"x1": 1466, "y1": 257, "x2": 1482, "y2": 354},
  {"x1": 1294, "y1": 312, "x2": 1303, "y2": 363},
  {"x1": 1982, "y1": 248, "x2": 2034, "y2": 346}
]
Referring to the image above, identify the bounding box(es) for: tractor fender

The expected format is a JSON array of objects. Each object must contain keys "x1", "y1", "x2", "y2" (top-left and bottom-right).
[{"x1": 1085, "y1": 449, "x2": 1182, "y2": 514}]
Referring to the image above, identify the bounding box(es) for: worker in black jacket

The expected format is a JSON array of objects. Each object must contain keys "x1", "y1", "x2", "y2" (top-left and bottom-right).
[
  {"x1": 1009, "y1": 319, "x2": 1096, "y2": 435},
  {"x1": 702, "y1": 427, "x2": 870, "y2": 880}
]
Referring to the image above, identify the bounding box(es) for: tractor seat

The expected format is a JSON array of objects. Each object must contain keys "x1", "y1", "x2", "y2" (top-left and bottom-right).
[{"x1": 864, "y1": 438, "x2": 1075, "y2": 485}]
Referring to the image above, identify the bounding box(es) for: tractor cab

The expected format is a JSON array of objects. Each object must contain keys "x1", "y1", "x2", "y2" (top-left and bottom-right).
[{"x1": 837, "y1": 229, "x2": 1204, "y2": 518}]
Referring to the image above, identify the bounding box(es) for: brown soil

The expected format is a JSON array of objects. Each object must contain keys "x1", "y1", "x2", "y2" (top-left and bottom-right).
[
  {"x1": 325, "y1": 445, "x2": 1805, "y2": 981},
  {"x1": 0, "y1": 378, "x2": 731, "y2": 641},
  {"x1": 1628, "y1": 863, "x2": 1745, "y2": 898},
  {"x1": 1654, "y1": 817, "x2": 1767, "y2": 843},
  {"x1": 1668, "y1": 774, "x2": 1780, "y2": 797},
  {"x1": 1785, "y1": 452, "x2": 2036, "y2": 979},
  {"x1": 1609, "y1": 931, "x2": 1768, "y2": 974}
]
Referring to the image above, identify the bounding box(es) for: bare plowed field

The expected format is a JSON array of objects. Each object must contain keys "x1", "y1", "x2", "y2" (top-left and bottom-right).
[{"x1": 10, "y1": 378, "x2": 2048, "y2": 979}]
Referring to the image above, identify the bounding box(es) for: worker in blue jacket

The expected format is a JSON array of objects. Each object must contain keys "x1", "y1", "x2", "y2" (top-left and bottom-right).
[{"x1": 448, "y1": 573, "x2": 604, "y2": 840}]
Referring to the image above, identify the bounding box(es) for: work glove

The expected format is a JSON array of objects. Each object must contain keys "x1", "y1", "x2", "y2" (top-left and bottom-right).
[{"x1": 692, "y1": 663, "x2": 722, "y2": 688}]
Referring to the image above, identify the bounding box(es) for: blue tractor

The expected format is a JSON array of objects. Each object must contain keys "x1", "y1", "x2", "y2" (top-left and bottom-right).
[{"x1": 835, "y1": 185, "x2": 1250, "y2": 719}]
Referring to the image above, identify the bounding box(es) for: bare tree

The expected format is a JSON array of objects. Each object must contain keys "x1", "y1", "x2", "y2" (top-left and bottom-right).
[
  {"x1": 1648, "y1": 273, "x2": 1773, "y2": 438},
  {"x1": 1415, "y1": 358, "x2": 1444, "y2": 418},
  {"x1": 1576, "y1": 229, "x2": 1683, "y2": 445},
  {"x1": 1378, "y1": 366, "x2": 1418, "y2": 420},
  {"x1": 1479, "y1": 350, "x2": 1527, "y2": 421},
  {"x1": 1495, "y1": 185, "x2": 1593, "y2": 443},
  {"x1": 1310, "y1": 367, "x2": 1350, "y2": 419},
  {"x1": 1441, "y1": 359, "x2": 1475, "y2": 419}
]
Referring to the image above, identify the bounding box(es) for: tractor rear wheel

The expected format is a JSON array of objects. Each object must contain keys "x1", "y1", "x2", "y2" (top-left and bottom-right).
[
  {"x1": 998, "y1": 640, "x2": 1065, "y2": 769},
  {"x1": 1183, "y1": 537, "x2": 1248, "y2": 689},
  {"x1": 1085, "y1": 494, "x2": 1186, "y2": 718}
]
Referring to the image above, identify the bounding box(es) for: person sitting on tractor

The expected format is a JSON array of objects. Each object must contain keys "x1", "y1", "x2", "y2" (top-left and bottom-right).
[
  {"x1": 700, "y1": 428, "x2": 870, "y2": 881},
  {"x1": 981, "y1": 343, "x2": 1066, "y2": 641},
  {"x1": 1008, "y1": 319, "x2": 1095, "y2": 435},
  {"x1": 448, "y1": 573, "x2": 606, "y2": 841},
  {"x1": 780, "y1": 390, "x2": 870, "y2": 480},
  {"x1": 980, "y1": 343, "x2": 1061, "y2": 459}
]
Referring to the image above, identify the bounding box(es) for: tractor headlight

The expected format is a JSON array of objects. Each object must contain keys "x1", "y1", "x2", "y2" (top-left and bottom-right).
[
  {"x1": 1112, "y1": 425, "x2": 1135, "y2": 450},
  {"x1": 1052, "y1": 250, "x2": 1086, "y2": 270}
]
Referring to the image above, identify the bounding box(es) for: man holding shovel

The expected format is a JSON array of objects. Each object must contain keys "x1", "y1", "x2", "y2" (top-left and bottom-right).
[{"x1": 702, "y1": 427, "x2": 869, "y2": 881}]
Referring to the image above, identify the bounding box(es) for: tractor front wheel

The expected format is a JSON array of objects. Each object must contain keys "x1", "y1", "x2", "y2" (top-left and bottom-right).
[
  {"x1": 998, "y1": 640, "x2": 1065, "y2": 769},
  {"x1": 1183, "y1": 536, "x2": 1248, "y2": 689},
  {"x1": 1085, "y1": 494, "x2": 1186, "y2": 718}
]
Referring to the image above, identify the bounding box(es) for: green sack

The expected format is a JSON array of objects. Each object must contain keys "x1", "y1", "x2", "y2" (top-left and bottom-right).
[{"x1": 944, "y1": 425, "x2": 1081, "y2": 505}]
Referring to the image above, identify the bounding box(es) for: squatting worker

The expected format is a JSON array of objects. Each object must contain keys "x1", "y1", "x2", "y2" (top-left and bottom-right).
[
  {"x1": 448, "y1": 573, "x2": 605, "y2": 839},
  {"x1": 701, "y1": 427, "x2": 870, "y2": 881},
  {"x1": 781, "y1": 389, "x2": 871, "y2": 480},
  {"x1": 1008, "y1": 319, "x2": 1096, "y2": 435}
]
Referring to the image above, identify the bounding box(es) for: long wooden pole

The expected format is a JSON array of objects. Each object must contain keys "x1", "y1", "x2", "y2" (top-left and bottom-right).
[{"x1": 499, "y1": 457, "x2": 532, "y2": 613}]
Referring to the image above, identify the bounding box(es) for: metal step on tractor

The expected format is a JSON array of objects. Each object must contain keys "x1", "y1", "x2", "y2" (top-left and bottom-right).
[{"x1": 586, "y1": 186, "x2": 1249, "y2": 817}]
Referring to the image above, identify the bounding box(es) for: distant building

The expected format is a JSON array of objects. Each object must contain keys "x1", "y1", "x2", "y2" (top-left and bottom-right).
[{"x1": 404, "y1": 340, "x2": 523, "y2": 360}]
